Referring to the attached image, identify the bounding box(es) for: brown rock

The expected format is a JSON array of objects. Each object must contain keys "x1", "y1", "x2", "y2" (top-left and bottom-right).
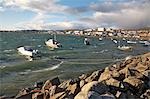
[
  {"x1": 123, "y1": 76, "x2": 143, "y2": 88},
  {"x1": 105, "y1": 77, "x2": 120, "y2": 87},
  {"x1": 79, "y1": 74, "x2": 87, "y2": 80},
  {"x1": 85, "y1": 70, "x2": 103, "y2": 83},
  {"x1": 58, "y1": 80, "x2": 71, "y2": 89},
  {"x1": 136, "y1": 63, "x2": 148, "y2": 73},
  {"x1": 50, "y1": 92, "x2": 66, "y2": 99},
  {"x1": 42, "y1": 77, "x2": 60, "y2": 91},
  {"x1": 98, "y1": 67, "x2": 112, "y2": 82},
  {"x1": 32, "y1": 92, "x2": 44, "y2": 99},
  {"x1": 80, "y1": 80, "x2": 85, "y2": 88},
  {"x1": 66, "y1": 83, "x2": 80, "y2": 95}
]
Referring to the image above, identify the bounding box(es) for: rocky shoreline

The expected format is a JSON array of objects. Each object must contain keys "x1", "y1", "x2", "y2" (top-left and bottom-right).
[{"x1": 1, "y1": 52, "x2": 150, "y2": 99}]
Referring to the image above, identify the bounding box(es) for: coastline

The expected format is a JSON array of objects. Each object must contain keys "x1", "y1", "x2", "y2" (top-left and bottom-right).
[{"x1": 1, "y1": 52, "x2": 149, "y2": 99}]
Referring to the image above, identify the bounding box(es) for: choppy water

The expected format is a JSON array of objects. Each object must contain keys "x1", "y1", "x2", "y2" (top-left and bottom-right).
[{"x1": 0, "y1": 31, "x2": 149, "y2": 96}]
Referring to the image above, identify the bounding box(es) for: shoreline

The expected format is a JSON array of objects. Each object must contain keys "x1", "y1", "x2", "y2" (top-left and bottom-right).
[{"x1": 1, "y1": 52, "x2": 149, "y2": 99}]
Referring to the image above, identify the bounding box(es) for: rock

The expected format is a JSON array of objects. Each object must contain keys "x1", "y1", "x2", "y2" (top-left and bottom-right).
[
  {"x1": 50, "y1": 92, "x2": 66, "y2": 99},
  {"x1": 79, "y1": 74, "x2": 87, "y2": 80},
  {"x1": 66, "y1": 83, "x2": 80, "y2": 95},
  {"x1": 136, "y1": 63, "x2": 148, "y2": 73},
  {"x1": 34, "y1": 81, "x2": 43, "y2": 88},
  {"x1": 42, "y1": 77, "x2": 60, "y2": 91},
  {"x1": 74, "y1": 91, "x2": 87, "y2": 99},
  {"x1": 88, "y1": 91, "x2": 115, "y2": 99},
  {"x1": 117, "y1": 91, "x2": 139, "y2": 99},
  {"x1": 70, "y1": 78, "x2": 80, "y2": 85},
  {"x1": 81, "y1": 81, "x2": 109, "y2": 95},
  {"x1": 105, "y1": 77, "x2": 120, "y2": 88},
  {"x1": 140, "y1": 89, "x2": 150, "y2": 99},
  {"x1": 80, "y1": 80, "x2": 85, "y2": 88},
  {"x1": 98, "y1": 67, "x2": 112, "y2": 82},
  {"x1": 85, "y1": 70, "x2": 103, "y2": 83},
  {"x1": 58, "y1": 80, "x2": 71, "y2": 89},
  {"x1": 15, "y1": 88, "x2": 32, "y2": 98},
  {"x1": 123, "y1": 76, "x2": 143, "y2": 88}
]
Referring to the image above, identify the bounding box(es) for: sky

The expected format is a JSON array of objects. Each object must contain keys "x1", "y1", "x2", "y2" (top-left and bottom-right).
[{"x1": 0, "y1": 0, "x2": 150, "y2": 30}]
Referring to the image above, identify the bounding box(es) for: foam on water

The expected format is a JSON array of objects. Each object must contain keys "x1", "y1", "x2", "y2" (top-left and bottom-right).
[{"x1": 18, "y1": 61, "x2": 63, "y2": 75}]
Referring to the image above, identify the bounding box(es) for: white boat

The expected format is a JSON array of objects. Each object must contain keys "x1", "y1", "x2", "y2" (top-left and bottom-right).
[
  {"x1": 127, "y1": 41, "x2": 137, "y2": 44},
  {"x1": 112, "y1": 39, "x2": 118, "y2": 44},
  {"x1": 117, "y1": 45, "x2": 132, "y2": 51},
  {"x1": 98, "y1": 38, "x2": 103, "y2": 41},
  {"x1": 143, "y1": 41, "x2": 150, "y2": 46},
  {"x1": 17, "y1": 46, "x2": 39, "y2": 61},
  {"x1": 84, "y1": 38, "x2": 90, "y2": 45},
  {"x1": 45, "y1": 39, "x2": 61, "y2": 48}
]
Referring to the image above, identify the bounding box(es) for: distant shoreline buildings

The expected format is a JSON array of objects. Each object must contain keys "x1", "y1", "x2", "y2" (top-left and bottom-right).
[{"x1": 0, "y1": 27, "x2": 150, "y2": 40}]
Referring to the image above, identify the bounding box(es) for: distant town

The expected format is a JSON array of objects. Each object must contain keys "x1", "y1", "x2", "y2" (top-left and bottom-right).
[{"x1": 1, "y1": 27, "x2": 150, "y2": 40}]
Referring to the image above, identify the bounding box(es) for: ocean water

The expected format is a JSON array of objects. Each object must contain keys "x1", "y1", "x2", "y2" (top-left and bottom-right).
[{"x1": 0, "y1": 31, "x2": 149, "y2": 96}]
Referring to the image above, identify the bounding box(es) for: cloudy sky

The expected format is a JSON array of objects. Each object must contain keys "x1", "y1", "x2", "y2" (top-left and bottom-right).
[{"x1": 0, "y1": 0, "x2": 150, "y2": 30}]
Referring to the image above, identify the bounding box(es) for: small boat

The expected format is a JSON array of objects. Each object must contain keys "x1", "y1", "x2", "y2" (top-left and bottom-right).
[
  {"x1": 45, "y1": 39, "x2": 61, "y2": 48},
  {"x1": 127, "y1": 41, "x2": 137, "y2": 44},
  {"x1": 84, "y1": 38, "x2": 90, "y2": 45},
  {"x1": 17, "y1": 46, "x2": 39, "y2": 61},
  {"x1": 112, "y1": 39, "x2": 118, "y2": 44},
  {"x1": 117, "y1": 45, "x2": 132, "y2": 51},
  {"x1": 98, "y1": 37, "x2": 103, "y2": 41},
  {"x1": 143, "y1": 41, "x2": 150, "y2": 46}
]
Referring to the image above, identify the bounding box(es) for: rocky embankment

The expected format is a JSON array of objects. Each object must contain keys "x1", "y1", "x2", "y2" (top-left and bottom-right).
[{"x1": 1, "y1": 53, "x2": 150, "y2": 99}]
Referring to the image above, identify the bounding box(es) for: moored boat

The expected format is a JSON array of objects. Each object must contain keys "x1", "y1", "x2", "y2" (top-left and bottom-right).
[
  {"x1": 17, "y1": 46, "x2": 39, "y2": 61},
  {"x1": 45, "y1": 39, "x2": 61, "y2": 48},
  {"x1": 117, "y1": 45, "x2": 132, "y2": 51},
  {"x1": 84, "y1": 38, "x2": 90, "y2": 45}
]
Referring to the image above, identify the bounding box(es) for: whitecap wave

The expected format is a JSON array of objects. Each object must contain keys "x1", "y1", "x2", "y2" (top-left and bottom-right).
[
  {"x1": 18, "y1": 61, "x2": 63, "y2": 75},
  {"x1": 32, "y1": 61, "x2": 63, "y2": 73}
]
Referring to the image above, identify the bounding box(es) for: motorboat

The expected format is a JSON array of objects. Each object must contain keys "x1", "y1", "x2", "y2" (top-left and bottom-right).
[
  {"x1": 117, "y1": 45, "x2": 132, "y2": 51},
  {"x1": 45, "y1": 39, "x2": 61, "y2": 48},
  {"x1": 127, "y1": 41, "x2": 137, "y2": 44},
  {"x1": 17, "y1": 46, "x2": 39, "y2": 61},
  {"x1": 84, "y1": 38, "x2": 90, "y2": 45},
  {"x1": 98, "y1": 37, "x2": 103, "y2": 41},
  {"x1": 143, "y1": 41, "x2": 150, "y2": 46},
  {"x1": 112, "y1": 39, "x2": 118, "y2": 44}
]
